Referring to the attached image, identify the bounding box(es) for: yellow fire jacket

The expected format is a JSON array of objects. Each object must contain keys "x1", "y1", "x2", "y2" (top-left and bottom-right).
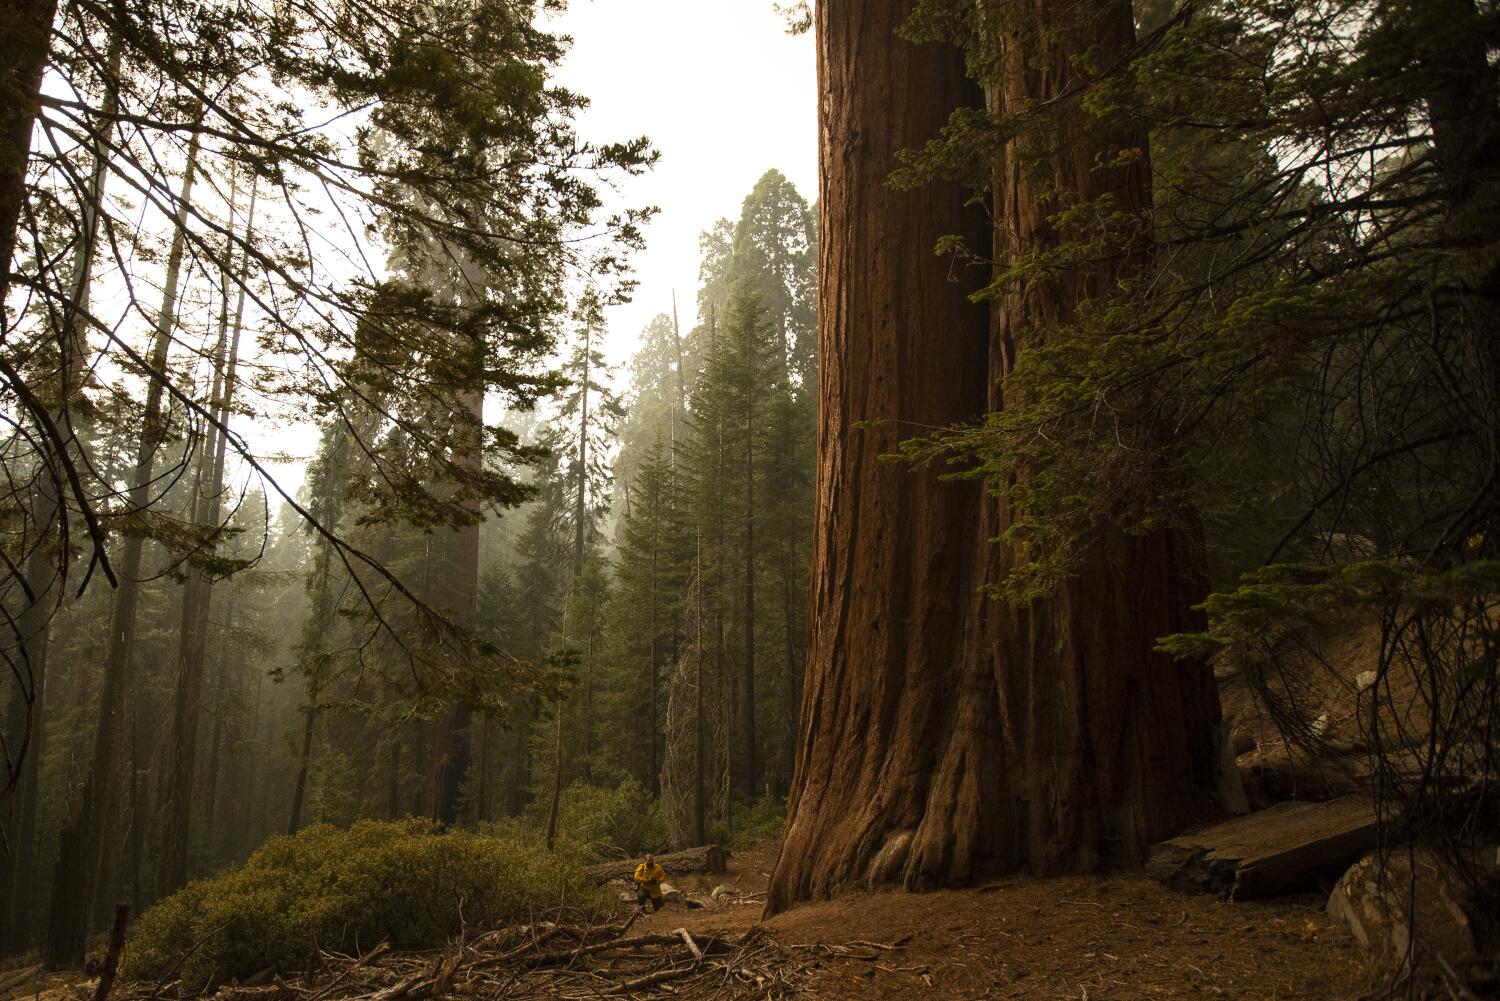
[{"x1": 632, "y1": 862, "x2": 667, "y2": 899}]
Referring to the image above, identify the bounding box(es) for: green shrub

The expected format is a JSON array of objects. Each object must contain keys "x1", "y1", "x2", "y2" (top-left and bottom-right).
[
  {"x1": 517, "y1": 779, "x2": 666, "y2": 860},
  {"x1": 723, "y1": 795, "x2": 786, "y2": 848},
  {"x1": 124, "y1": 819, "x2": 609, "y2": 989}
]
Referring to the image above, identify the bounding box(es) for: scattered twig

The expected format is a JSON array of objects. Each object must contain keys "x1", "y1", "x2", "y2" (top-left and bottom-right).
[{"x1": 672, "y1": 928, "x2": 703, "y2": 961}]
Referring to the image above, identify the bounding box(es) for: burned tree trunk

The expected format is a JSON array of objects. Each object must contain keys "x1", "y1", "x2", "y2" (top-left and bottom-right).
[{"x1": 766, "y1": 0, "x2": 1223, "y2": 913}]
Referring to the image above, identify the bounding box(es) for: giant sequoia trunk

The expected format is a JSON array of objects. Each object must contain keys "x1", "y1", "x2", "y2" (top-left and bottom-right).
[
  {"x1": 984, "y1": 0, "x2": 1223, "y2": 872},
  {"x1": 765, "y1": 0, "x2": 1222, "y2": 913}
]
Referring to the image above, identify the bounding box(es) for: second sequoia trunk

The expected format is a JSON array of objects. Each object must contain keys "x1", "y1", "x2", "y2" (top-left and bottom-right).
[{"x1": 766, "y1": 0, "x2": 1223, "y2": 913}]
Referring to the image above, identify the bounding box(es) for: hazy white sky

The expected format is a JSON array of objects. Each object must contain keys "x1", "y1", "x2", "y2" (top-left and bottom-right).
[
  {"x1": 247, "y1": 1, "x2": 817, "y2": 496},
  {"x1": 547, "y1": 0, "x2": 818, "y2": 366}
]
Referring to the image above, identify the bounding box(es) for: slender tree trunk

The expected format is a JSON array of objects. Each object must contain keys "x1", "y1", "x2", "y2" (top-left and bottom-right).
[
  {"x1": 780, "y1": 540, "x2": 801, "y2": 796},
  {"x1": 45, "y1": 128, "x2": 203, "y2": 966},
  {"x1": 648, "y1": 511, "x2": 660, "y2": 792},
  {"x1": 543, "y1": 704, "x2": 563, "y2": 850},
  {"x1": 511, "y1": 705, "x2": 529, "y2": 816},
  {"x1": 740, "y1": 325, "x2": 758, "y2": 800},
  {"x1": 159, "y1": 178, "x2": 255, "y2": 896},
  {"x1": 708, "y1": 307, "x2": 732, "y2": 831},
  {"x1": 127, "y1": 708, "x2": 142, "y2": 917},
  {"x1": 671, "y1": 292, "x2": 686, "y2": 450},
  {"x1": 421, "y1": 371, "x2": 481, "y2": 823},
  {"x1": 582, "y1": 626, "x2": 594, "y2": 784},
  {"x1": 766, "y1": 0, "x2": 1222, "y2": 914},
  {"x1": 0, "y1": 0, "x2": 56, "y2": 311},
  {"x1": 477, "y1": 717, "x2": 490, "y2": 822},
  {"x1": 287, "y1": 705, "x2": 316, "y2": 835},
  {"x1": 202, "y1": 652, "x2": 225, "y2": 838},
  {"x1": 0, "y1": 24, "x2": 62, "y2": 885},
  {"x1": 388, "y1": 731, "x2": 402, "y2": 819},
  {"x1": 693, "y1": 533, "x2": 706, "y2": 846},
  {"x1": 573, "y1": 327, "x2": 592, "y2": 581},
  {"x1": 423, "y1": 703, "x2": 471, "y2": 824},
  {"x1": 248, "y1": 655, "x2": 267, "y2": 855}
]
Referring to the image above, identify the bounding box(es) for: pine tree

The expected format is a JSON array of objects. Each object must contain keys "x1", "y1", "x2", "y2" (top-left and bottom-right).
[
  {"x1": 607, "y1": 433, "x2": 688, "y2": 790},
  {"x1": 684, "y1": 281, "x2": 782, "y2": 803},
  {"x1": 728, "y1": 170, "x2": 818, "y2": 385},
  {"x1": 554, "y1": 307, "x2": 626, "y2": 582}
]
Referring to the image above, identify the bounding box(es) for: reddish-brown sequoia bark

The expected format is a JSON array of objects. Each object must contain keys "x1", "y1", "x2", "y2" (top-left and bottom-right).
[
  {"x1": 985, "y1": 0, "x2": 1222, "y2": 874},
  {"x1": 765, "y1": 0, "x2": 1222, "y2": 913},
  {"x1": 764, "y1": 0, "x2": 993, "y2": 910}
]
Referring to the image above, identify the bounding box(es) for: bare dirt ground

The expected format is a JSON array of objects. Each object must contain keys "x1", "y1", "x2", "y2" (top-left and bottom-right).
[{"x1": 626, "y1": 842, "x2": 1374, "y2": 1000}]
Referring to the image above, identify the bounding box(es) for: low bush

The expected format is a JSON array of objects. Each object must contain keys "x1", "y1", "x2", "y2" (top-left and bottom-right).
[
  {"x1": 515, "y1": 779, "x2": 666, "y2": 860},
  {"x1": 731, "y1": 795, "x2": 786, "y2": 847},
  {"x1": 124, "y1": 819, "x2": 609, "y2": 989},
  {"x1": 705, "y1": 795, "x2": 787, "y2": 848}
]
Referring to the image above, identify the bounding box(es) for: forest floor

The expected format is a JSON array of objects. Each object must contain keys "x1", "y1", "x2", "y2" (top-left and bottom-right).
[
  {"x1": 623, "y1": 841, "x2": 1375, "y2": 1000},
  {"x1": 0, "y1": 841, "x2": 1376, "y2": 1001}
]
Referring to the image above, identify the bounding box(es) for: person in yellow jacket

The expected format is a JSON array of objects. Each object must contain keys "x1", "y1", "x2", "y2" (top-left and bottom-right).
[{"x1": 632, "y1": 853, "x2": 668, "y2": 912}]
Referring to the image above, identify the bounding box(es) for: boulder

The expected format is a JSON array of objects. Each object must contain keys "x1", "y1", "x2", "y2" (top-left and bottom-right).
[{"x1": 1327, "y1": 849, "x2": 1481, "y2": 980}]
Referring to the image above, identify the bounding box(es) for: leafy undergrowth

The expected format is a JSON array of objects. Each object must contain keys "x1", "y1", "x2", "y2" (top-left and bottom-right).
[
  {"x1": 124, "y1": 819, "x2": 610, "y2": 990},
  {"x1": 489, "y1": 779, "x2": 667, "y2": 861}
]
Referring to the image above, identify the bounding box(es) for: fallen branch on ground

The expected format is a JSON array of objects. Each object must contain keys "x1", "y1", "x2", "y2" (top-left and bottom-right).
[{"x1": 113, "y1": 914, "x2": 796, "y2": 1001}]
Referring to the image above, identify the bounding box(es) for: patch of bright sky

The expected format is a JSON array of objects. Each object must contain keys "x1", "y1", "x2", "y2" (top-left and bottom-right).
[
  {"x1": 545, "y1": 0, "x2": 817, "y2": 368},
  {"x1": 170, "y1": 1, "x2": 815, "y2": 501}
]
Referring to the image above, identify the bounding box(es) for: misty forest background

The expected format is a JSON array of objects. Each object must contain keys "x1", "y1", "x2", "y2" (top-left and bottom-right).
[{"x1": 2, "y1": 0, "x2": 1498, "y2": 990}]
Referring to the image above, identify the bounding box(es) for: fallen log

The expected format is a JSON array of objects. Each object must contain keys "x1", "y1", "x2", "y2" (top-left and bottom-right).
[
  {"x1": 1147, "y1": 795, "x2": 1380, "y2": 900},
  {"x1": 583, "y1": 845, "x2": 730, "y2": 884},
  {"x1": 0, "y1": 965, "x2": 42, "y2": 999}
]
